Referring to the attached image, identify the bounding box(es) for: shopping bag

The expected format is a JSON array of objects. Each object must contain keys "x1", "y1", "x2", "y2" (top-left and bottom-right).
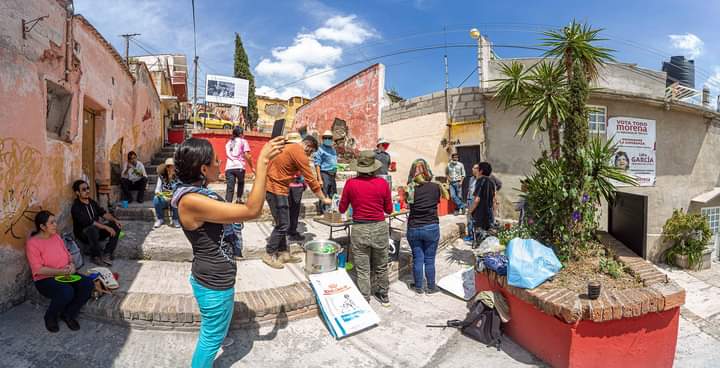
[
  {"x1": 309, "y1": 269, "x2": 380, "y2": 339},
  {"x1": 506, "y1": 238, "x2": 562, "y2": 289}
]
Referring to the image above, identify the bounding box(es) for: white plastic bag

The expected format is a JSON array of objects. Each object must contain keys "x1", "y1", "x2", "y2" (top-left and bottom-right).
[{"x1": 477, "y1": 236, "x2": 503, "y2": 254}]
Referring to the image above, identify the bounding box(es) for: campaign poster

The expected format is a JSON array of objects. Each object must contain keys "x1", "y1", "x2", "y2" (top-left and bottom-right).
[{"x1": 606, "y1": 117, "x2": 656, "y2": 187}]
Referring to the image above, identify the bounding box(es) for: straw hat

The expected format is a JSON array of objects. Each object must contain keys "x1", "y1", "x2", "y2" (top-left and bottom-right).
[
  {"x1": 349, "y1": 150, "x2": 383, "y2": 174},
  {"x1": 286, "y1": 132, "x2": 303, "y2": 144},
  {"x1": 322, "y1": 130, "x2": 333, "y2": 138},
  {"x1": 157, "y1": 157, "x2": 174, "y2": 176}
]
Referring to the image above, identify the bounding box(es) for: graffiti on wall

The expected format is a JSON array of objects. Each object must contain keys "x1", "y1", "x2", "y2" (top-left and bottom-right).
[{"x1": 0, "y1": 138, "x2": 44, "y2": 247}]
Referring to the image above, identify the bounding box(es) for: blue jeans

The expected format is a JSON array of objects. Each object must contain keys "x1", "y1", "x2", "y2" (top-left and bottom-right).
[
  {"x1": 190, "y1": 276, "x2": 235, "y2": 368},
  {"x1": 407, "y1": 223, "x2": 440, "y2": 289},
  {"x1": 153, "y1": 195, "x2": 178, "y2": 221},
  {"x1": 449, "y1": 181, "x2": 465, "y2": 210}
]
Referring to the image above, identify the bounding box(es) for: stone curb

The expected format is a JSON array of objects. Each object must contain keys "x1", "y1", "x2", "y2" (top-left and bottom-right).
[{"x1": 480, "y1": 232, "x2": 685, "y2": 324}]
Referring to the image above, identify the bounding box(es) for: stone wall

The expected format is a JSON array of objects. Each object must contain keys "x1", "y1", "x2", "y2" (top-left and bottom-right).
[
  {"x1": 293, "y1": 64, "x2": 385, "y2": 151},
  {"x1": 382, "y1": 87, "x2": 485, "y2": 125},
  {"x1": 0, "y1": 0, "x2": 162, "y2": 311}
]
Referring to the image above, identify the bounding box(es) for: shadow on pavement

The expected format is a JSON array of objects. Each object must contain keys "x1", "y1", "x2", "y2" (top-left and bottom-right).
[{"x1": 215, "y1": 305, "x2": 289, "y2": 367}]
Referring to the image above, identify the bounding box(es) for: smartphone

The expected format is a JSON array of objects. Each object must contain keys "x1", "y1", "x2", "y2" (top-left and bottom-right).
[{"x1": 271, "y1": 119, "x2": 286, "y2": 138}]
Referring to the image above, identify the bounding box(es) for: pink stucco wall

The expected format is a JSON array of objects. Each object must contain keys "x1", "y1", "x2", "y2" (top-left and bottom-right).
[
  {"x1": 292, "y1": 64, "x2": 385, "y2": 150},
  {"x1": 0, "y1": 0, "x2": 162, "y2": 310}
]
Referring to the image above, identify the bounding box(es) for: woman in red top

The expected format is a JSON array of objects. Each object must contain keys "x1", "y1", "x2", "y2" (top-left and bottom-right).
[
  {"x1": 26, "y1": 211, "x2": 94, "y2": 332},
  {"x1": 339, "y1": 150, "x2": 393, "y2": 306}
]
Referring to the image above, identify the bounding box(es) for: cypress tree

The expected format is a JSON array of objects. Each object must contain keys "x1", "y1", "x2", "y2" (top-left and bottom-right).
[{"x1": 233, "y1": 33, "x2": 258, "y2": 127}]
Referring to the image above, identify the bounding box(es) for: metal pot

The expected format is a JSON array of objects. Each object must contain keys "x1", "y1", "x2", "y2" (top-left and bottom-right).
[{"x1": 305, "y1": 240, "x2": 341, "y2": 275}]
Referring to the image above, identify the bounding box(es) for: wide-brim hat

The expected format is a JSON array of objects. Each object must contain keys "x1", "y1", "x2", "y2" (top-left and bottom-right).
[
  {"x1": 349, "y1": 150, "x2": 383, "y2": 174},
  {"x1": 322, "y1": 130, "x2": 333, "y2": 138},
  {"x1": 157, "y1": 157, "x2": 175, "y2": 176},
  {"x1": 286, "y1": 132, "x2": 303, "y2": 144}
]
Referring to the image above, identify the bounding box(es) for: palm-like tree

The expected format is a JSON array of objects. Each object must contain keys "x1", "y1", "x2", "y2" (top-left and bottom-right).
[
  {"x1": 494, "y1": 60, "x2": 569, "y2": 159},
  {"x1": 541, "y1": 20, "x2": 615, "y2": 82}
]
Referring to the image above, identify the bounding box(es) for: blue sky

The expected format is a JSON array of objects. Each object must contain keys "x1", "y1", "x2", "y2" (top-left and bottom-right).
[{"x1": 76, "y1": 0, "x2": 720, "y2": 101}]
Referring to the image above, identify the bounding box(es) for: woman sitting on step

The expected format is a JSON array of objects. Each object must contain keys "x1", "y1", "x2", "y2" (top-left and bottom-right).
[
  {"x1": 153, "y1": 157, "x2": 180, "y2": 228},
  {"x1": 26, "y1": 210, "x2": 94, "y2": 332},
  {"x1": 171, "y1": 136, "x2": 284, "y2": 368}
]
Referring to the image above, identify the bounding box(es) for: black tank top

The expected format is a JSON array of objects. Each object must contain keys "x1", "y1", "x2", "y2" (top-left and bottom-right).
[{"x1": 182, "y1": 221, "x2": 237, "y2": 290}]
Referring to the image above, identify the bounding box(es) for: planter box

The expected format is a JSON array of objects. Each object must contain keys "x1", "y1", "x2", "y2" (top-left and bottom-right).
[
  {"x1": 674, "y1": 248, "x2": 712, "y2": 271},
  {"x1": 474, "y1": 233, "x2": 685, "y2": 368}
]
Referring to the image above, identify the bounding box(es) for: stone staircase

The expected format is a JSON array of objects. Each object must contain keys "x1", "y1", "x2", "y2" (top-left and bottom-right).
[
  {"x1": 113, "y1": 145, "x2": 321, "y2": 222},
  {"x1": 28, "y1": 143, "x2": 464, "y2": 331}
]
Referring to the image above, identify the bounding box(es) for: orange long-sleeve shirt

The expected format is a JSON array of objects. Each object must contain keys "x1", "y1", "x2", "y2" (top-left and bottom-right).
[{"x1": 266, "y1": 143, "x2": 321, "y2": 196}]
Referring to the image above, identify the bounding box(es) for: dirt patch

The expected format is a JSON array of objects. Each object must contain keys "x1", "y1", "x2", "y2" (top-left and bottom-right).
[{"x1": 544, "y1": 241, "x2": 642, "y2": 294}]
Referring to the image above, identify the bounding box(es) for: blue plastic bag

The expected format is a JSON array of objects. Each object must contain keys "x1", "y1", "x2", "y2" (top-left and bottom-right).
[{"x1": 506, "y1": 238, "x2": 562, "y2": 289}]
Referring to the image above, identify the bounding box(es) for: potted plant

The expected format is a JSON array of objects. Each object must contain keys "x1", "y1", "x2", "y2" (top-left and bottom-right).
[{"x1": 662, "y1": 209, "x2": 712, "y2": 270}]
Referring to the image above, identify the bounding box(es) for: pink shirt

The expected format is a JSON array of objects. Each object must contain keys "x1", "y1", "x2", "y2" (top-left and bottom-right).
[
  {"x1": 225, "y1": 137, "x2": 250, "y2": 171},
  {"x1": 26, "y1": 234, "x2": 71, "y2": 281}
]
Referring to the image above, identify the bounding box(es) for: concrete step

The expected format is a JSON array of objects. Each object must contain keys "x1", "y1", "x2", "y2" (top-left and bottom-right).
[
  {"x1": 27, "y1": 216, "x2": 463, "y2": 330},
  {"x1": 114, "y1": 198, "x2": 321, "y2": 222},
  {"x1": 114, "y1": 220, "x2": 305, "y2": 262}
]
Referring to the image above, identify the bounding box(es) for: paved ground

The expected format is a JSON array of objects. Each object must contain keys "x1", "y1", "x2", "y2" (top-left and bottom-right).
[
  {"x1": 658, "y1": 260, "x2": 720, "y2": 368},
  {"x1": 0, "y1": 244, "x2": 546, "y2": 368}
]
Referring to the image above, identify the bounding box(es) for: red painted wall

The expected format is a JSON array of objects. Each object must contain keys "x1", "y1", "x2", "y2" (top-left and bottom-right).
[
  {"x1": 476, "y1": 272, "x2": 679, "y2": 368},
  {"x1": 292, "y1": 64, "x2": 385, "y2": 150},
  {"x1": 191, "y1": 131, "x2": 271, "y2": 173}
]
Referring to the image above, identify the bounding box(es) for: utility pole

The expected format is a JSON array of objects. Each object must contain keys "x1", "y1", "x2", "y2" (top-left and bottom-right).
[
  {"x1": 193, "y1": 55, "x2": 199, "y2": 129},
  {"x1": 443, "y1": 26, "x2": 452, "y2": 153},
  {"x1": 120, "y1": 33, "x2": 140, "y2": 66}
]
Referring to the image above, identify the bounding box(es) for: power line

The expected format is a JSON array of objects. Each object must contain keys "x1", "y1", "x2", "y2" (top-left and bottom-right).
[{"x1": 457, "y1": 66, "x2": 477, "y2": 88}]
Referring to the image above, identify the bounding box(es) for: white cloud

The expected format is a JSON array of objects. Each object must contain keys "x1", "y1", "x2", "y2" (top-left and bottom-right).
[
  {"x1": 313, "y1": 15, "x2": 377, "y2": 45},
  {"x1": 254, "y1": 13, "x2": 377, "y2": 95},
  {"x1": 255, "y1": 59, "x2": 306, "y2": 79},
  {"x1": 668, "y1": 33, "x2": 704, "y2": 59},
  {"x1": 303, "y1": 66, "x2": 336, "y2": 91},
  {"x1": 271, "y1": 36, "x2": 343, "y2": 65},
  {"x1": 256, "y1": 85, "x2": 307, "y2": 100}
]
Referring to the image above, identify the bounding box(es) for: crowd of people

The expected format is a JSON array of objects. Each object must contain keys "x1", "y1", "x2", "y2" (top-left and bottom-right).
[{"x1": 25, "y1": 127, "x2": 500, "y2": 368}]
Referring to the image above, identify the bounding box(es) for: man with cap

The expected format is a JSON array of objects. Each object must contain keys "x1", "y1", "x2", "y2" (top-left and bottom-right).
[
  {"x1": 313, "y1": 130, "x2": 338, "y2": 214},
  {"x1": 338, "y1": 150, "x2": 393, "y2": 306},
  {"x1": 374, "y1": 137, "x2": 391, "y2": 176},
  {"x1": 264, "y1": 133, "x2": 331, "y2": 269}
]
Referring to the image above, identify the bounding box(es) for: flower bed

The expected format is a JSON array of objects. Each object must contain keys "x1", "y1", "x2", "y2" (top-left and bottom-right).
[{"x1": 475, "y1": 233, "x2": 685, "y2": 368}]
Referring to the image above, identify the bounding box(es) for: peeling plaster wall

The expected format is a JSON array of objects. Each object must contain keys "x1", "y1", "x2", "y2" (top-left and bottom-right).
[
  {"x1": 293, "y1": 64, "x2": 384, "y2": 150},
  {"x1": 0, "y1": 0, "x2": 162, "y2": 311}
]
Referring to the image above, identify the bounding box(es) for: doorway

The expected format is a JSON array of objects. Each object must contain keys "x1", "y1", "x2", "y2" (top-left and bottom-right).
[
  {"x1": 455, "y1": 145, "x2": 481, "y2": 199},
  {"x1": 82, "y1": 109, "x2": 97, "y2": 199}
]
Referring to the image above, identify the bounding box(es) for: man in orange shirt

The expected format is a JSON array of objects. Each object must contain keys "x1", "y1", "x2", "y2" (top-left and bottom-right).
[{"x1": 264, "y1": 133, "x2": 331, "y2": 269}]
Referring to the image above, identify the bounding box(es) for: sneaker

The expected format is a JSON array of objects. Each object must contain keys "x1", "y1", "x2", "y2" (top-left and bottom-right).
[
  {"x1": 172, "y1": 219, "x2": 181, "y2": 228},
  {"x1": 453, "y1": 210, "x2": 459, "y2": 216},
  {"x1": 426, "y1": 287, "x2": 441, "y2": 295},
  {"x1": 60, "y1": 315, "x2": 80, "y2": 331},
  {"x1": 44, "y1": 316, "x2": 59, "y2": 333},
  {"x1": 153, "y1": 219, "x2": 164, "y2": 228},
  {"x1": 374, "y1": 292, "x2": 390, "y2": 307},
  {"x1": 463, "y1": 235, "x2": 474, "y2": 242},
  {"x1": 262, "y1": 254, "x2": 284, "y2": 269},
  {"x1": 278, "y1": 251, "x2": 302, "y2": 264},
  {"x1": 414, "y1": 288, "x2": 424, "y2": 295}
]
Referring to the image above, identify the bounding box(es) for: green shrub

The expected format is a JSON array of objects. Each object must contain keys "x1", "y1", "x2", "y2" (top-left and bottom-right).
[
  {"x1": 599, "y1": 256, "x2": 623, "y2": 278},
  {"x1": 662, "y1": 209, "x2": 711, "y2": 268}
]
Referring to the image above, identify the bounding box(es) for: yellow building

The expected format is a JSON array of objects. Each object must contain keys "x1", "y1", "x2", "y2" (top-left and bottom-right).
[{"x1": 257, "y1": 95, "x2": 310, "y2": 133}]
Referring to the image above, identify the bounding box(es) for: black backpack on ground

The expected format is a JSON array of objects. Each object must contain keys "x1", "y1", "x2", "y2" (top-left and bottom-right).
[{"x1": 460, "y1": 300, "x2": 502, "y2": 348}]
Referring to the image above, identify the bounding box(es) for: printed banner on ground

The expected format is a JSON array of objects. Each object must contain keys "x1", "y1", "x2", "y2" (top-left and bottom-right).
[
  {"x1": 309, "y1": 269, "x2": 380, "y2": 339},
  {"x1": 606, "y1": 117, "x2": 656, "y2": 186}
]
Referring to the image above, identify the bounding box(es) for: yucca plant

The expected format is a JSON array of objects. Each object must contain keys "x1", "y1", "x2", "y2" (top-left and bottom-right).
[{"x1": 493, "y1": 60, "x2": 569, "y2": 159}]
